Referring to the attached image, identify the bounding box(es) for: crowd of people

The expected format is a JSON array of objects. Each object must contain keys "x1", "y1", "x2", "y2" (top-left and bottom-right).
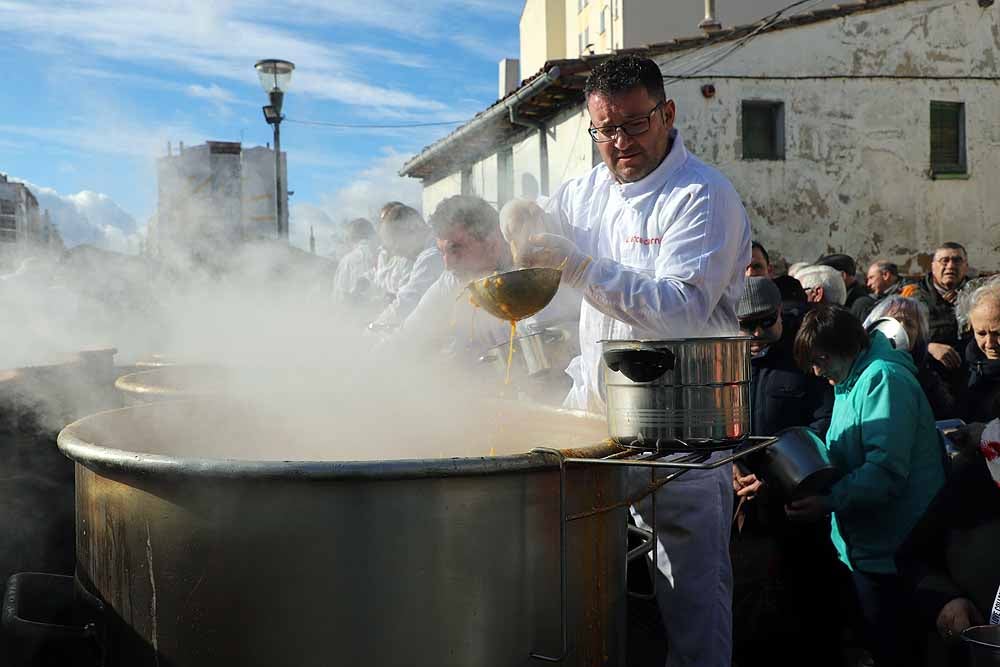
[
  {"x1": 735, "y1": 241, "x2": 1000, "y2": 667},
  {"x1": 323, "y1": 54, "x2": 1000, "y2": 667}
]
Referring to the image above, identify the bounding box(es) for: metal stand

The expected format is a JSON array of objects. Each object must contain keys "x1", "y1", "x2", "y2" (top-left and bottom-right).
[{"x1": 528, "y1": 436, "x2": 775, "y2": 663}]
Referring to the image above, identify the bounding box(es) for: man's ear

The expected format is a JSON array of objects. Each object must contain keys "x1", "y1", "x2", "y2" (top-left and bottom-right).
[{"x1": 816, "y1": 286, "x2": 826, "y2": 303}]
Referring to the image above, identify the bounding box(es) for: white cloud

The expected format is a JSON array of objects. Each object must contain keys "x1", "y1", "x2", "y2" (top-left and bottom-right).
[
  {"x1": 0, "y1": 1, "x2": 453, "y2": 113},
  {"x1": 185, "y1": 83, "x2": 239, "y2": 105},
  {"x1": 21, "y1": 180, "x2": 143, "y2": 254},
  {"x1": 319, "y1": 150, "x2": 423, "y2": 221},
  {"x1": 449, "y1": 33, "x2": 520, "y2": 65},
  {"x1": 288, "y1": 151, "x2": 422, "y2": 256}
]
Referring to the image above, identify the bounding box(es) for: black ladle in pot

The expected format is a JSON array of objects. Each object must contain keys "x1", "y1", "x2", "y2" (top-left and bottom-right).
[{"x1": 603, "y1": 348, "x2": 676, "y2": 383}]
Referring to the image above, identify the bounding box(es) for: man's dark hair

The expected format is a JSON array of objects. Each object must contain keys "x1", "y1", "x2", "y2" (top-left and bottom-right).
[
  {"x1": 428, "y1": 195, "x2": 499, "y2": 242},
  {"x1": 584, "y1": 56, "x2": 666, "y2": 102},
  {"x1": 794, "y1": 304, "x2": 870, "y2": 372},
  {"x1": 751, "y1": 241, "x2": 770, "y2": 265},
  {"x1": 817, "y1": 253, "x2": 857, "y2": 278},
  {"x1": 873, "y1": 260, "x2": 899, "y2": 277},
  {"x1": 936, "y1": 241, "x2": 967, "y2": 258},
  {"x1": 345, "y1": 217, "x2": 375, "y2": 244}
]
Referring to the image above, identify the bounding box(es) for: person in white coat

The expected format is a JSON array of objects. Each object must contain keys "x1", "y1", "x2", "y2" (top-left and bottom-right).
[
  {"x1": 331, "y1": 217, "x2": 379, "y2": 312},
  {"x1": 369, "y1": 204, "x2": 444, "y2": 330},
  {"x1": 517, "y1": 55, "x2": 751, "y2": 667},
  {"x1": 395, "y1": 195, "x2": 580, "y2": 368}
]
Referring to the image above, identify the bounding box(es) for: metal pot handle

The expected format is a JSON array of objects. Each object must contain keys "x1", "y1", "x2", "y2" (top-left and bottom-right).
[
  {"x1": 602, "y1": 348, "x2": 675, "y2": 383},
  {"x1": 626, "y1": 524, "x2": 658, "y2": 600}
]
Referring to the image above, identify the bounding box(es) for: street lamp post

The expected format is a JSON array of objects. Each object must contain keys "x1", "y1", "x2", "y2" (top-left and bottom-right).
[{"x1": 254, "y1": 59, "x2": 295, "y2": 240}]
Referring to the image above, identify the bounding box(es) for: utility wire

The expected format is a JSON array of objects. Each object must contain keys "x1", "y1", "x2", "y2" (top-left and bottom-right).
[{"x1": 284, "y1": 118, "x2": 465, "y2": 129}]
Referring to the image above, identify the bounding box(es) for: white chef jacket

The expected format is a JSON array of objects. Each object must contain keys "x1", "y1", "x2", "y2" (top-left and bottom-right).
[
  {"x1": 373, "y1": 249, "x2": 413, "y2": 296},
  {"x1": 544, "y1": 129, "x2": 751, "y2": 412},
  {"x1": 371, "y1": 243, "x2": 445, "y2": 328},
  {"x1": 545, "y1": 129, "x2": 750, "y2": 667},
  {"x1": 332, "y1": 239, "x2": 378, "y2": 306}
]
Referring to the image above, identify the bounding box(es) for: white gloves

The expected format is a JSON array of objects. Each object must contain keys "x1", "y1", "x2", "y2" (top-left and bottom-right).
[
  {"x1": 517, "y1": 233, "x2": 593, "y2": 288},
  {"x1": 498, "y1": 199, "x2": 592, "y2": 288}
]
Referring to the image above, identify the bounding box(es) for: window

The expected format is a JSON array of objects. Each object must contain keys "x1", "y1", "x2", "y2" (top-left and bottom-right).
[
  {"x1": 497, "y1": 147, "x2": 514, "y2": 208},
  {"x1": 741, "y1": 101, "x2": 785, "y2": 160},
  {"x1": 584, "y1": 28, "x2": 590, "y2": 51},
  {"x1": 579, "y1": 32, "x2": 584, "y2": 55},
  {"x1": 930, "y1": 101, "x2": 966, "y2": 176},
  {"x1": 599, "y1": 6, "x2": 607, "y2": 34},
  {"x1": 0, "y1": 229, "x2": 15, "y2": 242},
  {"x1": 0, "y1": 200, "x2": 14, "y2": 215}
]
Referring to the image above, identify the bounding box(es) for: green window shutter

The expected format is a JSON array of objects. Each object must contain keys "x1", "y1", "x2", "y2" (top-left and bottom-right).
[
  {"x1": 742, "y1": 101, "x2": 784, "y2": 161},
  {"x1": 930, "y1": 101, "x2": 965, "y2": 174}
]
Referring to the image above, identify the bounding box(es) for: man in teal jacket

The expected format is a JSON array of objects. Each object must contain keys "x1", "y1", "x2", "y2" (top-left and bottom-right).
[{"x1": 788, "y1": 305, "x2": 946, "y2": 667}]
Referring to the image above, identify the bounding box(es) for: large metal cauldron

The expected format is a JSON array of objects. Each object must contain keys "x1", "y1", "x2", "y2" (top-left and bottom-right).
[
  {"x1": 57, "y1": 399, "x2": 628, "y2": 666},
  {"x1": 114, "y1": 364, "x2": 223, "y2": 405},
  {"x1": 601, "y1": 337, "x2": 751, "y2": 449}
]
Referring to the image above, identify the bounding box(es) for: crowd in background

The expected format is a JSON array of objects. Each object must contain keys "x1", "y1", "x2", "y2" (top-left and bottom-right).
[{"x1": 734, "y1": 240, "x2": 1000, "y2": 667}]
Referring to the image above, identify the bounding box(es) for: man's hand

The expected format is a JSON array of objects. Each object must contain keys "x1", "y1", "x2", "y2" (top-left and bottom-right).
[
  {"x1": 928, "y1": 342, "x2": 962, "y2": 369},
  {"x1": 936, "y1": 597, "x2": 984, "y2": 642},
  {"x1": 732, "y1": 465, "x2": 763, "y2": 500},
  {"x1": 499, "y1": 200, "x2": 552, "y2": 261},
  {"x1": 517, "y1": 234, "x2": 593, "y2": 288},
  {"x1": 785, "y1": 495, "x2": 832, "y2": 521}
]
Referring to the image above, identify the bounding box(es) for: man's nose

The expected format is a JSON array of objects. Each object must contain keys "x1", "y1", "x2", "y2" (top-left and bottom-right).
[{"x1": 612, "y1": 130, "x2": 634, "y2": 151}]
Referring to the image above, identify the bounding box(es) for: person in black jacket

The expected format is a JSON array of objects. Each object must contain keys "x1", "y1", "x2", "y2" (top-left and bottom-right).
[
  {"x1": 740, "y1": 278, "x2": 834, "y2": 436},
  {"x1": 897, "y1": 418, "x2": 1000, "y2": 667},
  {"x1": 730, "y1": 277, "x2": 842, "y2": 667},
  {"x1": 964, "y1": 280, "x2": 1000, "y2": 424},
  {"x1": 911, "y1": 243, "x2": 971, "y2": 394}
]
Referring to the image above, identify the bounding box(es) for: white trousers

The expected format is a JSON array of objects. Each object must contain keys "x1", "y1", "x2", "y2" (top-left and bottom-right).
[{"x1": 629, "y1": 463, "x2": 733, "y2": 667}]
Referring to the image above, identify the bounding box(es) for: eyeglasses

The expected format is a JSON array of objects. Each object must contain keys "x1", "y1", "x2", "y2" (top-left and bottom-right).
[
  {"x1": 738, "y1": 313, "x2": 779, "y2": 332},
  {"x1": 588, "y1": 102, "x2": 663, "y2": 143}
]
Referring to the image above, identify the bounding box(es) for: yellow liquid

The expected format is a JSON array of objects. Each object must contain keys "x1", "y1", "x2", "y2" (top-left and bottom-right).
[{"x1": 505, "y1": 321, "x2": 516, "y2": 385}]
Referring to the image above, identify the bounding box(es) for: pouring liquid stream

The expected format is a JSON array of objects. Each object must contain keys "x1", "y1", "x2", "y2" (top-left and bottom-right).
[{"x1": 505, "y1": 321, "x2": 516, "y2": 385}]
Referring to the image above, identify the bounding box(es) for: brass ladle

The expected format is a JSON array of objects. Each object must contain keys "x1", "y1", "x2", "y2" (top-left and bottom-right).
[{"x1": 467, "y1": 267, "x2": 562, "y2": 322}]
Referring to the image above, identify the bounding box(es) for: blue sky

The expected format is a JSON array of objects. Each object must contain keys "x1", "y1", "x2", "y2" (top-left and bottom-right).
[{"x1": 0, "y1": 0, "x2": 523, "y2": 252}]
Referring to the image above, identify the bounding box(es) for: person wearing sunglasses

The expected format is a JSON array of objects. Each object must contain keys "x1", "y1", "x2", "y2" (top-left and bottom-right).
[
  {"x1": 731, "y1": 277, "x2": 840, "y2": 667},
  {"x1": 512, "y1": 54, "x2": 752, "y2": 667}
]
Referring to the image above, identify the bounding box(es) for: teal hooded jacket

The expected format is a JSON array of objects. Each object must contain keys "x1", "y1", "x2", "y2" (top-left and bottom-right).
[{"x1": 826, "y1": 332, "x2": 946, "y2": 574}]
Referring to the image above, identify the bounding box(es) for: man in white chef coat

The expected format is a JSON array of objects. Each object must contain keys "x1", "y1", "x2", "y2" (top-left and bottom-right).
[{"x1": 517, "y1": 55, "x2": 751, "y2": 667}]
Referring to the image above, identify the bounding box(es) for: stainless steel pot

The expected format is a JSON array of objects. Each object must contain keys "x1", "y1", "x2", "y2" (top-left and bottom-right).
[
  {"x1": 601, "y1": 337, "x2": 751, "y2": 449},
  {"x1": 114, "y1": 364, "x2": 224, "y2": 405},
  {"x1": 962, "y1": 625, "x2": 1000, "y2": 666},
  {"x1": 480, "y1": 323, "x2": 577, "y2": 380},
  {"x1": 57, "y1": 398, "x2": 629, "y2": 667},
  {"x1": 741, "y1": 427, "x2": 840, "y2": 499}
]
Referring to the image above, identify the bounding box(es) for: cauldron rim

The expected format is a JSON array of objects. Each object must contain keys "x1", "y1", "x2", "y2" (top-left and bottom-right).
[{"x1": 57, "y1": 399, "x2": 616, "y2": 483}]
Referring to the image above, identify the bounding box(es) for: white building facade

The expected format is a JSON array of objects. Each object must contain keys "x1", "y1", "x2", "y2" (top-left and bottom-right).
[
  {"x1": 404, "y1": 0, "x2": 1000, "y2": 273},
  {"x1": 152, "y1": 141, "x2": 288, "y2": 262},
  {"x1": 0, "y1": 174, "x2": 63, "y2": 268}
]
